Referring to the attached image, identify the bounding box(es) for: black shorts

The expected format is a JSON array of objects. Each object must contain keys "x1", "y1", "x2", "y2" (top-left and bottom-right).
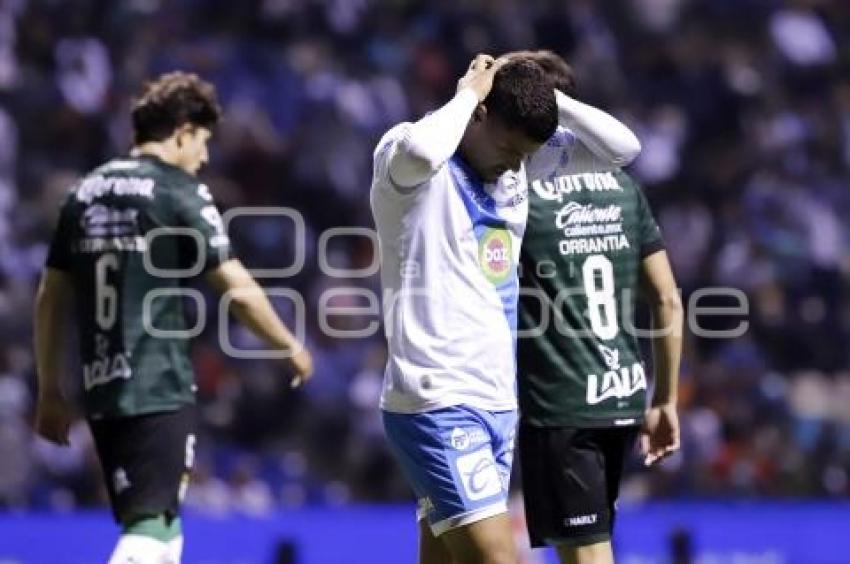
[
  {"x1": 90, "y1": 405, "x2": 196, "y2": 524},
  {"x1": 518, "y1": 423, "x2": 638, "y2": 548}
]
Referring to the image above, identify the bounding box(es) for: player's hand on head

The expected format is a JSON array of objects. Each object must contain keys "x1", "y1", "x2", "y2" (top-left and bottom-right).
[
  {"x1": 286, "y1": 346, "x2": 314, "y2": 389},
  {"x1": 639, "y1": 403, "x2": 680, "y2": 466},
  {"x1": 457, "y1": 53, "x2": 507, "y2": 102},
  {"x1": 35, "y1": 393, "x2": 73, "y2": 446}
]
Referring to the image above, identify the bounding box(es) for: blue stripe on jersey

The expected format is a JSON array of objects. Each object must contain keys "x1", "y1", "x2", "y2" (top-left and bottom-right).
[{"x1": 447, "y1": 155, "x2": 519, "y2": 349}]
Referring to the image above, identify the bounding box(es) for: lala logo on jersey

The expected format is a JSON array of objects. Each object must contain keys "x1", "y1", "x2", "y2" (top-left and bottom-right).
[
  {"x1": 479, "y1": 228, "x2": 512, "y2": 285},
  {"x1": 586, "y1": 345, "x2": 647, "y2": 405}
]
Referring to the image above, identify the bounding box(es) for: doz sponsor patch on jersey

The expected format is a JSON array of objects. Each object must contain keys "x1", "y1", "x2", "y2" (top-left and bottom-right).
[
  {"x1": 479, "y1": 228, "x2": 512, "y2": 284},
  {"x1": 456, "y1": 447, "x2": 503, "y2": 501}
]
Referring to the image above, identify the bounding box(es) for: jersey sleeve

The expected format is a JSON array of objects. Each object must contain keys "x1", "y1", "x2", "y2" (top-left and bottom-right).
[
  {"x1": 527, "y1": 124, "x2": 629, "y2": 177},
  {"x1": 171, "y1": 182, "x2": 232, "y2": 273},
  {"x1": 372, "y1": 122, "x2": 419, "y2": 197},
  {"x1": 45, "y1": 193, "x2": 76, "y2": 271},
  {"x1": 554, "y1": 91, "x2": 641, "y2": 170},
  {"x1": 635, "y1": 185, "x2": 665, "y2": 258},
  {"x1": 525, "y1": 126, "x2": 577, "y2": 180}
]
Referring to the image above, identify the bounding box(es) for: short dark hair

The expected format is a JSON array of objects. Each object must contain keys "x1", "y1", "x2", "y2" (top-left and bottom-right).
[
  {"x1": 131, "y1": 71, "x2": 221, "y2": 144},
  {"x1": 526, "y1": 50, "x2": 577, "y2": 97},
  {"x1": 484, "y1": 59, "x2": 558, "y2": 143}
]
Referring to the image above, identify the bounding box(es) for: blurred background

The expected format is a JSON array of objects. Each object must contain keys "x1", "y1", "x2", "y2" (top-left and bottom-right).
[{"x1": 0, "y1": 0, "x2": 849, "y2": 562}]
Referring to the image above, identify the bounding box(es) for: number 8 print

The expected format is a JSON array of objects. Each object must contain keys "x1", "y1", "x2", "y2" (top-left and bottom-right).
[{"x1": 582, "y1": 254, "x2": 618, "y2": 340}]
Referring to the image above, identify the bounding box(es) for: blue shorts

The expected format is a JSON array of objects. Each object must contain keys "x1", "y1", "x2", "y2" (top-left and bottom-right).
[{"x1": 383, "y1": 405, "x2": 518, "y2": 536}]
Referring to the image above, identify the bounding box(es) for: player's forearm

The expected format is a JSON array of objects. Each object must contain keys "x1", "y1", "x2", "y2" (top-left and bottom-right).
[
  {"x1": 556, "y1": 90, "x2": 641, "y2": 166},
  {"x1": 34, "y1": 286, "x2": 67, "y2": 398},
  {"x1": 227, "y1": 284, "x2": 302, "y2": 354},
  {"x1": 649, "y1": 292, "x2": 683, "y2": 406},
  {"x1": 388, "y1": 89, "x2": 479, "y2": 187}
]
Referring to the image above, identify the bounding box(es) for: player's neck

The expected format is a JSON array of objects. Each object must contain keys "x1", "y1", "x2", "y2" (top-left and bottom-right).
[
  {"x1": 455, "y1": 143, "x2": 484, "y2": 183},
  {"x1": 132, "y1": 142, "x2": 191, "y2": 175}
]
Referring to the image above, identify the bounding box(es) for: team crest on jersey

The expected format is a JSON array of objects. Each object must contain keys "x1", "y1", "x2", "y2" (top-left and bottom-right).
[
  {"x1": 478, "y1": 228, "x2": 512, "y2": 284},
  {"x1": 598, "y1": 344, "x2": 620, "y2": 370}
]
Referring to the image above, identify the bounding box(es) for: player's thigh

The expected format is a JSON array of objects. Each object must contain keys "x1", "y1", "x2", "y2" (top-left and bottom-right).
[
  {"x1": 518, "y1": 424, "x2": 612, "y2": 549},
  {"x1": 601, "y1": 426, "x2": 639, "y2": 520},
  {"x1": 419, "y1": 518, "x2": 454, "y2": 564},
  {"x1": 90, "y1": 405, "x2": 196, "y2": 524},
  {"x1": 440, "y1": 512, "x2": 516, "y2": 564}
]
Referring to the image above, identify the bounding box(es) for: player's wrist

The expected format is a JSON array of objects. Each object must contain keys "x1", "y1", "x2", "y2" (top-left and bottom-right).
[
  {"x1": 455, "y1": 87, "x2": 482, "y2": 106},
  {"x1": 555, "y1": 90, "x2": 578, "y2": 116},
  {"x1": 650, "y1": 398, "x2": 677, "y2": 409}
]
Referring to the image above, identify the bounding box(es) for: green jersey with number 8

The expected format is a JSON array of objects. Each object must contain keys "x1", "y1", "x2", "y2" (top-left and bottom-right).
[
  {"x1": 518, "y1": 137, "x2": 664, "y2": 428},
  {"x1": 46, "y1": 155, "x2": 231, "y2": 419}
]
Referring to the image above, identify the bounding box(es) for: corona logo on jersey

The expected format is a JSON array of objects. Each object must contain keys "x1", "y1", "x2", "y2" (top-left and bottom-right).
[
  {"x1": 479, "y1": 228, "x2": 512, "y2": 284},
  {"x1": 531, "y1": 171, "x2": 623, "y2": 203}
]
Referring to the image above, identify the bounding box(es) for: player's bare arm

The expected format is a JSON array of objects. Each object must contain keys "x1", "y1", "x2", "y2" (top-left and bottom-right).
[
  {"x1": 33, "y1": 267, "x2": 74, "y2": 445},
  {"x1": 639, "y1": 250, "x2": 683, "y2": 466},
  {"x1": 205, "y1": 258, "x2": 314, "y2": 387},
  {"x1": 384, "y1": 54, "x2": 504, "y2": 188}
]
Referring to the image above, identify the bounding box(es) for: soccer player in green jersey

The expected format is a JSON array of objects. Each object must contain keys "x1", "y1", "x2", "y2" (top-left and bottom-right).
[
  {"x1": 515, "y1": 51, "x2": 684, "y2": 564},
  {"x1": 33, "y1": 72, "x2": 313, "y2": 564}
]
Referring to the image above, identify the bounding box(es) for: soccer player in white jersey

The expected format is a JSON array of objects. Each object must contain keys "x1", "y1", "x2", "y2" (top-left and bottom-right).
[
  {"x1": 371, "y1": 55, "x2": 558, "y2": 563},
  {"x1": 372, "y1": 49, "x2": 651, "y2": 561}
]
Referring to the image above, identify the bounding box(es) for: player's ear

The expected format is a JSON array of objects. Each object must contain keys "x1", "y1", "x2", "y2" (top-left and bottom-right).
[
  {"x1": 472, "y1": 103, "x2": 487, "y2": 123},
  {"x1": 174, "y1": 124, "x2": 193, "y2": 148}
]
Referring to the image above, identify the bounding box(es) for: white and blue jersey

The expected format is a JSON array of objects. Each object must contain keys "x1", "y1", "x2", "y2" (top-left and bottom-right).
[
  {"x1": 370, "y1": 123, "x2": 527, "y2": 415},
  {"x1": 371, "y1": 121, "x2": 527, "y2": 534}
]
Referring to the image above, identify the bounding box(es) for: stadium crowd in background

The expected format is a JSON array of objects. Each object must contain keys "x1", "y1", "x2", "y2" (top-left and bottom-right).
[{"x1": 0, "y1": 0, "x2": 849, "y2": 513}]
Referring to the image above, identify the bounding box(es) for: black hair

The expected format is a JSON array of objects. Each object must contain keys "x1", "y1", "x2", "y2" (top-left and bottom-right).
[
  {"x1": 484, "y1": 59, "x2": 558, "y2": 143},
  {"x1": 131, "y1": 71, "x2": 221, "y2": 144},
  {"x1": 527, "y1": 50, "x2": 577, "y2": 96}
]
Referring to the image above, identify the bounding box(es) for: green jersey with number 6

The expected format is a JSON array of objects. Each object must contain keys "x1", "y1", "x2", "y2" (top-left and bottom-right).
[
  {"x1": 46, "y1": 155, "x2": 231, "y2": 420},
  {"x1": 518, "y1": 131, "x2": 664, "y2": 428}
]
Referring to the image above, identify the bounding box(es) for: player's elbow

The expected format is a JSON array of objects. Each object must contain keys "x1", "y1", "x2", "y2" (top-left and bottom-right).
[
  {"x1": 396, "y1": 131, "x2": 444, "y2": 174},
  {"x1": 609, "y1": 133, "x2": 642, "y2": 167},
  {"x1": 388, "y1": 152, "x2": 435, "y2": 187},
  {"x1": 35, "y1": 276, "x2": 65, "y2": 315},
  {"x1": 655, "y1": 289, "x2": 683, "y2": 315},
  {"x1": 226, "y1": 284, "x2": 263, "y2": 316},
  {"x1": 34, "y1": 286, "x2": 66, "y2": 335}
]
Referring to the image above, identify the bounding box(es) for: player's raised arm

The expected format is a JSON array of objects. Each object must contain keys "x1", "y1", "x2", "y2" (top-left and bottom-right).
[
  {"x1": 205, "y1": 259, "x2": 313, "y2": 387},
  {"x1": 639, "y1": 249, "x2": 683, "y2": 466},
  {"x1": 510, "y1": 50, "x2": 641, "y2": 171},
  {"x1": 34, "y1": 267, "x2": 74, "y2": 445},
  {"x1": 382, "y1": 54, "x2": 505, "y2": 189},
  {"x1": 554, "y1": 90, "x2": 641, "y2": 167}
]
